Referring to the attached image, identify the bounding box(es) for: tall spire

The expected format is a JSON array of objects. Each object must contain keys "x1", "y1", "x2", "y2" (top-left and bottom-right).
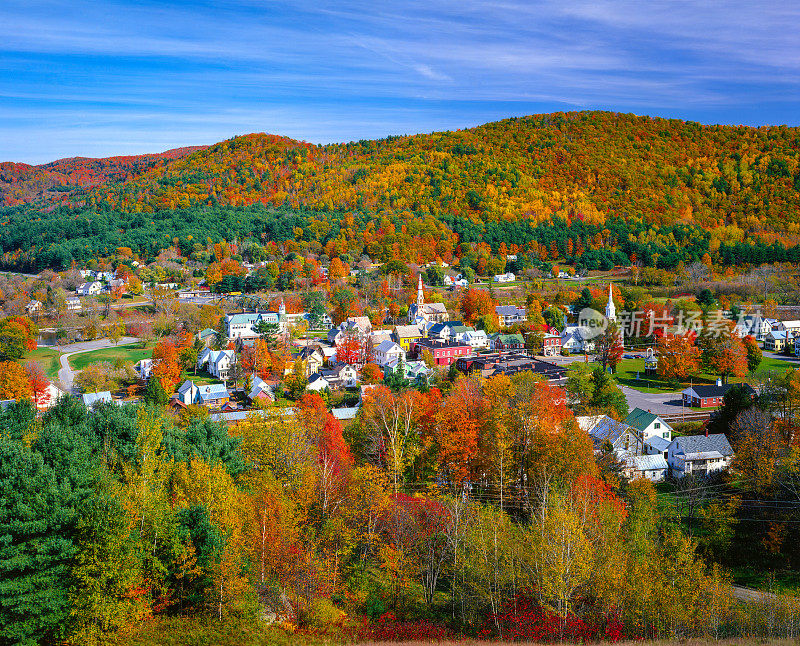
[
  {"x1": 417, "y1": 273, "x2": 424, "y2": 308},
  {"x1": 605, "y1": 283, "x2": 616, "y2": 322}
]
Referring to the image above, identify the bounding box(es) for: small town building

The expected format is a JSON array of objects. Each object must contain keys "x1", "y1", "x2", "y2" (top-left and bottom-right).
[
  {"x1": 624, "y1": 454, "x2": 669, "y2": 482},
  {"x1": 764, "y1": 330, "x2": 791, "y2": 352},
  {"x1": 542, "y1": 332, "x2": 562, "y2": 357},
  {"x1": 373, "y1": 340, "x2": 407, "y2": 367},
  {"x1": 81, "y1": 391, "x2": 113, "y2": 408},
  {"x1": 413, "y1": 338, "x2": 471, "y2": 366},
  {"x1": 667, "y1": 433, "x2": 734, "y2": 478},
  {"x1": 490, "y1": 333, "x2": 525, "y2": 351},
  {"x1": 393, "y1": 324, "x2": 424, "y2": 352},
  {"x1": 495, "y1": 305, "x2": 528, "y2": 327},
  {"x1": 682, "y1": 383, "x2": 732, "y2": 408}
]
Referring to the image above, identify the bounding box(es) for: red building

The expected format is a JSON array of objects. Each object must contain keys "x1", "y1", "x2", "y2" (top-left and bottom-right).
[
  {"x1": 542, "y1": 333, "x2": 562, "y2": 357},
  {"x1": 414, "y1": 339, "x2": 471, "y2": 366}
]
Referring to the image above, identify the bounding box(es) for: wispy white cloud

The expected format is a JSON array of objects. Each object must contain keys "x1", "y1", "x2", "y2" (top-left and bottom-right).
[{"x1": 0, "y1": 0, "x2": 798, "y2": 162}]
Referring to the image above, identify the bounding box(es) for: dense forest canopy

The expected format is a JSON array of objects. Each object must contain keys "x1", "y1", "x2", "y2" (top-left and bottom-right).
[{"x1": 1, "y1": 111, "x2": 799, "y2": 270}]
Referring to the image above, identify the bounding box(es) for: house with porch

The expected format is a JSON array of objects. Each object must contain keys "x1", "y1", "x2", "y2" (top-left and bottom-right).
[
  {"x1": 373, "y1": 340, "x2": 407, "y2": 367},
  {"x1": 764, "y1": 330, "x2": 791, "y2": 352},
  {"x1": 197, "y1": 349, "x2": 236, "y2": 380},
  {"x1": 495, "y1": 305, "x2": 527, "y2": 327},
  {"x1": 542, "y1": 333, "x2": 562, "y2": 357},
  {"x1": 667, "y1": 433, "x2": 734, "y2": 478},
  {"x1": 561, "y1": 325, "x2": 594, "y2": 353},
  {"x1": 463, "y1": 329, "x2": 490, "y2": 350}
]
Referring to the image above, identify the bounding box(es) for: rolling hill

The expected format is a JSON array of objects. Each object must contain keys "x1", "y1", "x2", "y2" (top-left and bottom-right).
[
  {"x1": 0, "y1": 146, "x2": 207, "y2": 207},
  {"x1": 78, "y1": 111, "x2": 800, "y2": 239},
  {"x1": 1, "y1": 111, "x2": 800, "y2": 271}
]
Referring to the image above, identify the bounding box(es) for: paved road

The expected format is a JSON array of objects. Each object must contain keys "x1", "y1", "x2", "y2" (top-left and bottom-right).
[
  {"x1": 54, "y1": 337, "x2": 137, "y2": 393},
  {"x1": 620, "y1": 385, "x2": 688, "y2": 416},
  {"x1": 732, "y1": 585, "x2": 777, "y2": 603}
]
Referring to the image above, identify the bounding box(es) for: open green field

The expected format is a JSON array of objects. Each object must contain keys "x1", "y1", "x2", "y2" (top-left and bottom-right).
[
  {"x1": 757, "y1": 354, "x2": 799, "y2": 375},
  {"x1": 616, "y1": 355, "x2": 796, "y2": 395},
  {"x1": 69, "y1": 343, "x2": 153, "y2": 371},
  {"x1": 25, "y1": 347, "x2": 62, "y2": 381}
]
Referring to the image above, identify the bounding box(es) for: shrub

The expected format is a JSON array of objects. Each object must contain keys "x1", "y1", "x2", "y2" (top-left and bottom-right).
[
  {"x1": 480, "y1": 595, "x2": 630, "y2": 643},
  {"x1": 302, "y1": 598, "x2": 346, "y2": 631},
  {"x1": 360, "y1": 612, "x2": 454, "y2": 642}
]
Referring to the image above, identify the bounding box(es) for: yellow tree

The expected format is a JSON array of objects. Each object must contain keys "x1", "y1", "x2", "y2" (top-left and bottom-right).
[
  {"x1": 360, "y1": 386, "x2": 422, "y2": 495},
  {"x1": 526, "y1": 487, "x2": 592, "y2": 618},
  {"x1": 178, "y1": 457, "x2": 251, "y2": 619},
  {"x1": 0, "y1": 361, "x2": 33, "y2": 400},
  {"x1": 481, "y1": 374, "x2": 513, "y2": 507}
]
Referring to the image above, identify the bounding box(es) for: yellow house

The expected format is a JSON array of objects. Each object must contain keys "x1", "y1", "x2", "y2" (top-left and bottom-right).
[
  {"x1": 393, "y1": 324, "x2": 424, "y2": 352},
  {"x1": 764, "y1": 330, "x2": 790, "y2": 352}
]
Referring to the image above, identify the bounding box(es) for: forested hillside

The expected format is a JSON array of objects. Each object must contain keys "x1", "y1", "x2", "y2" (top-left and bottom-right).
[
  {"x1": 2, "y1": 111, "x2": 800, "y2": 270},
  {"x1": 0, "y1": 146, "x2": 207, "y2": 207},
  {"x1": 87, "y1": 111, "x2": 800, "y2": 237}
]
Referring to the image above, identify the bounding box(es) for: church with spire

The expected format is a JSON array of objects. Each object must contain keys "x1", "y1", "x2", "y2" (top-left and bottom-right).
[
  {"x1": 407, "y1": 273, "x2": 449, "y2": 326},
  {"x1": 605, "y1": 283, "x2": 616, "y2": 323},
  {"x1": 605, "y1": 283, "x2": 623, "y2": 346}
]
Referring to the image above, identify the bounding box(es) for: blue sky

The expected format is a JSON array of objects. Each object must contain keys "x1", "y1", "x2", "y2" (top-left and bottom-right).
[{"x1": 1, "y1": 0, "x2": 798, "y2": 164}]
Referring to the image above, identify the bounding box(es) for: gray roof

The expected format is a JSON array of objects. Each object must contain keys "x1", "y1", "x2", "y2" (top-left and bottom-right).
[
  {"x1": 332, "y1": 406, "x2": 360, "y2": 420},
  {"x1": 495, "y1": 305, "x2": 526, "y2": 316},
  {"x1": 81, "y1": 392, "x2": 113, "y2": 407},
  {"x1": 645, "y1": 436, "x2": 671, "y2": 452},
  {"x1": 198, "y1": 384, "x2": 229, "y2": 400},
  {"x1": 394, "y1": 325, "x2": 423, "y2": 338},
  {"x1": 375, "y1": 339, "x2": 402, "y2": 353},
  {"x1": 584, "y1": 415, "x2": 632, "y2": 446},
  {"x1": 670, "y1": 433, "x2": 734, "y2": 457},
  {"x1": 0, "y1": 400, "x2": 16, "y2": 410},
  {"x1": 211, "y1": 408, "x2": 295, "y2": 423},
  {"x1": 178, "y1": 380, "x2": 195, "y2": 395},
  {"x1": 632, "y1": 454, "x2": 669, "y2": 471}
]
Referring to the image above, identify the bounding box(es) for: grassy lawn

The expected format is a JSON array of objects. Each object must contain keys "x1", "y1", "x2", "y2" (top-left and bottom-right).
[
  {"x1": 756, "y1": 354, "x2": 798, "y2": 375},
  {"x1": 69, "y1": 343, "x2": 152, "y2": 371},
  {"x1": 190, "y1": 370, "x2": 223, "y2": 386},
  {"x1": 614, "y1": 358, "x2": 705, "y2": 394},
  {"x1": 615, "y1": 355, "x2": 796, "y2": 395},
  {"x1": 26, "y1": 347, "x2": 62, "y2": 380}
]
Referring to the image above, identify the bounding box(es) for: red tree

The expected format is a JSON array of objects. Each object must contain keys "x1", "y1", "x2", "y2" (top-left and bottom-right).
[{"x1": 24, "y1": 361, "x2": 52, "y2": 409}]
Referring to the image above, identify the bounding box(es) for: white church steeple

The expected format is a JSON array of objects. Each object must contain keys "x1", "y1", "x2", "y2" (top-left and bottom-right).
[
  {"x1": 605, "y1": 283, "x2": 616, "y2": 322},
  {"x1": 417, "y1": 273, "x2": 424, "y2": 308}
]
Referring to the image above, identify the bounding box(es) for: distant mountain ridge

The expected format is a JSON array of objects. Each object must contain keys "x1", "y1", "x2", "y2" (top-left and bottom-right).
[
  {"x1": 0, "y1": 146, "x2": 207, "y2": 207},
  {"x1": 3, "y1": 111, "x2": 800, "y2": 240}
]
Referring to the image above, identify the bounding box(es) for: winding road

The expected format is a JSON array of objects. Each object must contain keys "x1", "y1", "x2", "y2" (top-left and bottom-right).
[{"x1": 52, "y1": 337, "x2": 137, "y2": 393}]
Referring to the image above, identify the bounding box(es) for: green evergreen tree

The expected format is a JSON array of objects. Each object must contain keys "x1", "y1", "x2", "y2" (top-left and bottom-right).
[
  {"x1": 0, "y1": 425, "x2": 98, "y2": 645},
  {"x1": 588, "y1": 367, "x2": 629, "y2": 419},
  {"x1": 143, "y1": 377, "x2": 169, "y2": 406}
]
